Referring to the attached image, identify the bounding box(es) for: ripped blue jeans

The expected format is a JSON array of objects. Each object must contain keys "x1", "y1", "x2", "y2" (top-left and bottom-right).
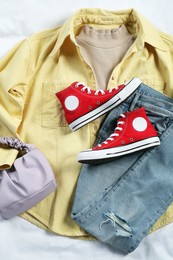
[{"x1": 71, "y1": 83, "x2": 173, "y2": 253}]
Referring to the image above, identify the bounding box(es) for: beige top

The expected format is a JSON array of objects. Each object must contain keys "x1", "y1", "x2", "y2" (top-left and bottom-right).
[{"x1": 76, "y1": 25, "x2": 136, "y2": 89}]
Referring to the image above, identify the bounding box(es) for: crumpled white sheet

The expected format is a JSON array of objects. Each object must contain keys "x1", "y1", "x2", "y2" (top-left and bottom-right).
[
  {"x1": 0, "y1": 215, "x2": 173, "y2": 260},
  {"x1": 1, "y1": 1, "x2": 173, "y2": 259}
]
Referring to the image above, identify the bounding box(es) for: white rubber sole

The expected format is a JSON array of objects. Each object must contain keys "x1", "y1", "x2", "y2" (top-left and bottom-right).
[
  {"x1": 77, "y1": 137, "x2": 160, "y2": 164},
  {"x1": 69, "y1": 78, "x2": 142, "y2": 131}
]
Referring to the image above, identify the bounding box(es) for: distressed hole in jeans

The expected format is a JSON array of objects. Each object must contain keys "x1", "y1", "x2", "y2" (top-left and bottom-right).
[{"x1": 100, "y1": 212, "x2": 132, "y2": 237}]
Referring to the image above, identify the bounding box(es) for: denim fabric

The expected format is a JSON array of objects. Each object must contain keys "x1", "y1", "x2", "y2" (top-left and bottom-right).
[{"x1": 71, "y1": 83, "x2": 173, "y2": 253}]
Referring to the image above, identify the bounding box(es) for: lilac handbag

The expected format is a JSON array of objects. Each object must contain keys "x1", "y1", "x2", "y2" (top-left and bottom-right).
[{"x1": 0, "y1": 137, "x2": 57, "y2": 219}]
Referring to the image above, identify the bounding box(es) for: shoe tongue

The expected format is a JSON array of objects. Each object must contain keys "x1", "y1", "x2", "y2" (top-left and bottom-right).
[{"x1": 117, "y1": 113, "x2": 126, "y2": 123}]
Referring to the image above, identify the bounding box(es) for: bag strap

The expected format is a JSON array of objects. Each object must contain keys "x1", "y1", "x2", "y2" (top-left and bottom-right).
[{"x1": 0, "y1": 137, "x2": 35, "y2": 152}]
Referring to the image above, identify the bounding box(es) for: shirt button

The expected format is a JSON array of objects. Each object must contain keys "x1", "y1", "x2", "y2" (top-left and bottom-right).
[
  {"x1": 94, "y1": 125, "x2": 98, "y2": 131},
  {"x1": 112, "y1": 75, "x2": 115, "y2": 80}
]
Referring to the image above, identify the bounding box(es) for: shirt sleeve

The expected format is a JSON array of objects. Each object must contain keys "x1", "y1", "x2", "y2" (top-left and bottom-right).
[{"x1": 0, "y1": 39, "x2": 31, "y2": 169}]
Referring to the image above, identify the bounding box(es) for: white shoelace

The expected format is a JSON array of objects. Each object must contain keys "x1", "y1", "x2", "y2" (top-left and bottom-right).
[
  {"x1": 75, "y1": 82, "x2": 120, "y2": 95},
  {"x1": 98, "y1": 114, "x2": 126, "y2": 147}
]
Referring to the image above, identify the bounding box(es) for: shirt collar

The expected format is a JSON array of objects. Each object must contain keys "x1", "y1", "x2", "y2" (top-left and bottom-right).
[{"x1": 49, "y1": 8, "x2": 168, "y2": 57}]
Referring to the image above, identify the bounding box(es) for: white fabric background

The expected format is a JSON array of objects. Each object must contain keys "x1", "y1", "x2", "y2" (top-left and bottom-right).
[{"x1": 0, "y1": 1, "x2": 173, "y2": 259}]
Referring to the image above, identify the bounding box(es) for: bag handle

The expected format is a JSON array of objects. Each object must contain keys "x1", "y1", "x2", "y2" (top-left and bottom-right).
[{"x1": 0, "y1": 137, "x2": 35, "y2": 152}]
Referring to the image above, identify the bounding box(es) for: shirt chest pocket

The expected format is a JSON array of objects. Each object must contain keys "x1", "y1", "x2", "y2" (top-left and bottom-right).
[
  {"x1": 41, "y1": 81, "x2": 70, "y2": 128},
  {"x1": 141, "y1": 79, "x2": 165, "y2": 92}
]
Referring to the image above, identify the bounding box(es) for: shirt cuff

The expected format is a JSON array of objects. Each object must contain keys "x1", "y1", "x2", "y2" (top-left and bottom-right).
[{"x1": 0, "y1": 148, "x2": 19, "y2": 169}]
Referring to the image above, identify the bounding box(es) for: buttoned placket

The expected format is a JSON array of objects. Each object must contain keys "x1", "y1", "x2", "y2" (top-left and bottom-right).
[{"x1": 107, "y1": 36, "x2": 144, "y2": 90}]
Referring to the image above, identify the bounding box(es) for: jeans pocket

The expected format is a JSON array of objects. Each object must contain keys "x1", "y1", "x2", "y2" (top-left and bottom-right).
[{"x1": 135, "y1": 104, "x2": 171, "y2": 136}]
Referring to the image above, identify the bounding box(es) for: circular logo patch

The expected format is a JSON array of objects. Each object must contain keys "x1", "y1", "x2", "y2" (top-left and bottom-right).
[
  {"x1": 132, "y1": 117, "x2": 147, "y2": 132},
  {"x1": 64, "y1": 96, "x2": 79, "y2": 111}
]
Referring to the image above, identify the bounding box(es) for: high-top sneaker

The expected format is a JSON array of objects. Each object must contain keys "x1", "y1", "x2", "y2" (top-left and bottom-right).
[
  {"x1": 55, "y1": 78, "x2": 141, "y2": 131},
  {"x1": 77, "y1": 107, "x2": 160, "y2": 164}
]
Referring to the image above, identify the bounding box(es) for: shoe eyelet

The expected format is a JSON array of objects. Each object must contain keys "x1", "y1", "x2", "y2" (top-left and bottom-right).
[
  {"x1": 75, "y1": 84, "x2": 79, "y2": 88},
  {"x1": 96, "y1": 101, "x2": 100, "y2": 105},
  {"x1": 88, "y1": 105, "x2": 92, "y2": 110},
  {"x1": 130, "y1": 138, "x2": 133, "y2": 141},
  {"x1": 121, "y1": 140, "x2": 125, "y2": 144}
]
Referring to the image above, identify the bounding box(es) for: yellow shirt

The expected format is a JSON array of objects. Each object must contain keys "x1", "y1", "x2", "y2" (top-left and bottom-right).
[{"x1": 0, "y1": 8, "x2": 173, "y2": 237}]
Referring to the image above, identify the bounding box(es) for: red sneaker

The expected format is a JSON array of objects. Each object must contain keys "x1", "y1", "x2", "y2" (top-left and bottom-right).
[
  {"x1": 77, "y1": 107, "x2": 160, "y2": 164},
  {"x1": 56, "y1": 78, "x2": 141, "y2": 131}
]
